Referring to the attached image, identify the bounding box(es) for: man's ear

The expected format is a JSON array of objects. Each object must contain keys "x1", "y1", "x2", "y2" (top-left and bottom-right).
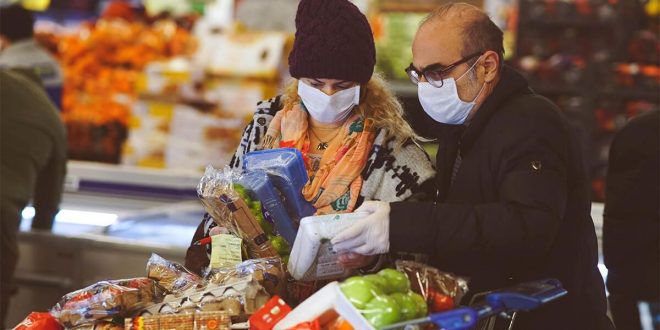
[{"x1": 481, "y1": 50, "x2": 500, "y2": 83}]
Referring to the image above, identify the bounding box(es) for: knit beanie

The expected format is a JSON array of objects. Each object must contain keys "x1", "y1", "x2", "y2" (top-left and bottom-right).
[{"x1": 288, "y1": 0, "x2": 376, "y2": 84}]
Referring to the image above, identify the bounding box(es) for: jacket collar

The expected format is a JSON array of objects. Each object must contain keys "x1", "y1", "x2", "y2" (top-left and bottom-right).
[{"x1": 459, "y1": 65, "x2": 530, "y2": 152}]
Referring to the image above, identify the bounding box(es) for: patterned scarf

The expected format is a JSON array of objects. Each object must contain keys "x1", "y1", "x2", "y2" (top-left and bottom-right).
[{"x1": 262, "y1": 102, "x2": 376, "y2": 214}]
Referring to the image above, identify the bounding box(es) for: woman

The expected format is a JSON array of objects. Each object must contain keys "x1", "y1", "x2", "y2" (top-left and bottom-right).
[{"x1": 186, "y1": 0, "x2": 434, "y2": 273}]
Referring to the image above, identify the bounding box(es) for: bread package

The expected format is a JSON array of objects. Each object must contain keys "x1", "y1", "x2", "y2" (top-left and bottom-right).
[{"x1": 51, "y1": 278, "x2": 162, "y2": 328}]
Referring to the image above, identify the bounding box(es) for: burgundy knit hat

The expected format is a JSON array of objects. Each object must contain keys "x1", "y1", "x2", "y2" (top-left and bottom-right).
[{"x1": 288, "y1": 0, "x2": 376, "y2": 84}]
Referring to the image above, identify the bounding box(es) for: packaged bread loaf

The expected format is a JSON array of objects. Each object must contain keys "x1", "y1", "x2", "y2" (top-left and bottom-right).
[
  {"x1": 51, "y1": 278, "x2": 162, "y2": 328},
  {"x1": 146, "y1": 253, "x2": 203, "y2": 294},
  {"x1": 205, "y1": 257, "x2": 285, "y2": 296}
]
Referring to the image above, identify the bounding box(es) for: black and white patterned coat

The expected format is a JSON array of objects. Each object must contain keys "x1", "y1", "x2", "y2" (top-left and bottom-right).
[{"x1": 228, "y1": 95, "x2": 436, "y2": 203}]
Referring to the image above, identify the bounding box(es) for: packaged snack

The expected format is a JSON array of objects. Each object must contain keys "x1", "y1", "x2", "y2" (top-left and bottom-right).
[
  {"x1": 233, "y1": 181, "x2": 291, "y2": 261},
  {"x1": 124, "y1": 315, "x2": 159, "y2": 330},
  {"x1": 197, "y1": 165, "x2": 279, "y2": 260},
  {"x1": 13, "y1": 312, "x2": 62, "y2": 330},
  {"x1": 205, "y1": 257, "x2": 286, "y2": 297},
  {"x1": 147, "y1": 254, "x2": 203, "y2": 294},
  {"x1": 193, "y1": 311, "x2": 231, "y2": 330},
  {"x1": 158, "y1": 313, "x2": 194, "y2": 330},
  {"x1": 197, "y1": 166, "x2": 241, "y2": 234},
  {"x1": 124, "y1": 312, "x2": 229, "y2": 330},
  {"x1": 142, "y1": 277, "x2": 270, "y2": 323},
  {"x1": 51, "y1": 278, "x2": 162, "y2": 328},
  {"x1": 395, "y1": 260, "x2": 469, "y2": 313},
  {"x1": 220, "y1": 192, "x2": 279, "y2": 259},
  {"x1": 238, "y1": 171, "x2": 297, "y2": 246},
  {"x1": 287, "y1": 213, "x2": 367, "y2": 281},
  {"x1": 242, "y1": 149, "x2": 316, "y2": 221}
]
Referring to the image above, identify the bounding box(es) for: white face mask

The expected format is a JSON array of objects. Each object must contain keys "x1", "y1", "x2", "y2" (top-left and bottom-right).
[
  {"x1": 418, "y1": 58, "x2": 485, "y2": 125},
  {"x1": 298, "y1": 80, "x2": 360, "y2": 124}
]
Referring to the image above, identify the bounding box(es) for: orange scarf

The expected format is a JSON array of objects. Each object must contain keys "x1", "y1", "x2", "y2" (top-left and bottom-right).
[{"x1": 262, "y1": 103, "x2": 376, "y2": 214}]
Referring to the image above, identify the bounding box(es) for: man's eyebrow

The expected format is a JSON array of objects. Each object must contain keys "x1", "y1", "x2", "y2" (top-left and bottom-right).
[{"x1": 420, "y1": 61, "x2": 448, "y2": 72}]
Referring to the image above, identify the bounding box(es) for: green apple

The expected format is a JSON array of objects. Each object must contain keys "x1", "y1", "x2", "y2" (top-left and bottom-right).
[
  {"x1": 363, "y1": 295, "x2": 401, "y2": 328},
  {"x1": 378, "y1": 269, "x2": 410, "y2": 293},
  {"x1": 340, "y1": 278, "x2": 384, "y2": 310},
  {"x1": 408, "y1": 292, "x2": 428, "y2": 318},
  {"x1": 390, "y1": 292, "x2": 417, "y2": 321},
  {"x1": 362, "y1": 274, "x2": 389, "y2": 292}
]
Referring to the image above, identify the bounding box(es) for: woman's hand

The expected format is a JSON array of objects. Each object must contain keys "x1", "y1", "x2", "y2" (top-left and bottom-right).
[{"x1": 337, "y1": 252, "x2": 377, "y2": 270}]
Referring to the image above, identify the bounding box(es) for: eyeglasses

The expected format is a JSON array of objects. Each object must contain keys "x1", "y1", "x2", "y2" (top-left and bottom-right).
[{"x1": 405, "y1": 52, "x2": 484, "y2": 88}]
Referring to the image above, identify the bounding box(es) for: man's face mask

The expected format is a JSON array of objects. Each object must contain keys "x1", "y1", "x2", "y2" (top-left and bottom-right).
[
  {"x1": 415, "y1": 55, "x2": 486, "y2": 125},
  {"x1": 298, "y1": 80, "x2": 360, "y2": 124}
]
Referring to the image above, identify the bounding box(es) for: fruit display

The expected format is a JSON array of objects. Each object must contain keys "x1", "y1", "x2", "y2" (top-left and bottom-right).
[
  {"x1": 38, "y1": 19, "x2": 195, "y2": 163},
  {"x1": 339, "y1": 269, "x2": 427, "y2": 329}
]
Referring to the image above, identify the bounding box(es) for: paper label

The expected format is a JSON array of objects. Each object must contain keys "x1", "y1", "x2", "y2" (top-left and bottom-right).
[
  {"x1": 210, "y1": 234, "x2": 243, "y2": 268},
  {"x1": 314, "y1": 242, "x2": 344, "y2": 278}
]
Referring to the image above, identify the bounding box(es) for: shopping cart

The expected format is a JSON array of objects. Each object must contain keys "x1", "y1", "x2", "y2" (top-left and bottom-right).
[{"x1": 381, "y1": 278, "x2": 567, "y2": 330}]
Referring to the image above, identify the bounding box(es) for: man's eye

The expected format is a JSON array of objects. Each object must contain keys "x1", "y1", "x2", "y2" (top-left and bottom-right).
[
  {"x1": 311, "y1": 82, "x2": 323, "y2": 88},
  {"x1": 426, "y1": 70, "x2": 444, "y2": 81}
]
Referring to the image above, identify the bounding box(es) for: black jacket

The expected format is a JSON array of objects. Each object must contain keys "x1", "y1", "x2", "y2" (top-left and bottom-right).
[
  {"x1": 389, "y1": 66, "x2": 612, "y2": 329},
  {"x1": 603, "y1": 109, "x2": 659, "y2": 299}
]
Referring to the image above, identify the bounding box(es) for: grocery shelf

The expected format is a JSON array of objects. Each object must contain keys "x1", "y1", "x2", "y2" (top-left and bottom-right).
[{"x1": 66, "y1": 160, "x2": 201, "y2": 199}]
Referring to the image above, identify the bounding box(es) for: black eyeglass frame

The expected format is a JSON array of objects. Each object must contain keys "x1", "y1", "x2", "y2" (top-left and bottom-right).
[{"x1": 405, "y1": 51, "x2": 484, "y2": 88}]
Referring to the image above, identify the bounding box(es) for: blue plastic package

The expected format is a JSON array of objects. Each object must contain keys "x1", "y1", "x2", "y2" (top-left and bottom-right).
[
  {"x1": 238, "y1": 170, "x2": 298, "y2": 246},
  {"x1": 242, "y1": 148, "x2": 316, "y2": 220}
]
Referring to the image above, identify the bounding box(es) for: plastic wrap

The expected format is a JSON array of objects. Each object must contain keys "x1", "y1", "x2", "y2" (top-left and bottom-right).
[
  {"x1": 51, "y1": 278, "x2": 162, "y2": 328},
  {"x1": 242, "y1": 149, "x2": 316, "y2": 221},
  {"x1": 71, "y1": 321, "x2": 124, "y2": 330},
  {"x1": 197, "y1": 166, "x2": 279, "y2": 259},
  {"x1": 395, "y1": 260, "x2": 469, "y2": 313},
  {"x1": 205, "y1": 257, "x2": 286, "y2": 297},
  {"x1": 147, "y1": 253, "x2": 203, "y2": 294},
  {"x1": 197, "y1": 166, "x2": 241, "y2": 234},
  {"x1": 141, "y1": 276, "x2": 270, "y2": 323},
  {"x1": 288, "y1": 213, "x2": 367, "y2": 281},
  {"x1": 238, "y1": 171, "x2": 297, "y2": 246},
  {"x1": 338, "y1": 269, "x2": 429, "y2": 328}
]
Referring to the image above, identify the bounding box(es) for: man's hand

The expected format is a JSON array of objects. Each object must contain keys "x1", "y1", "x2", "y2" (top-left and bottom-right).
[{"x1": 331, "y1": 201, "x2": 391, "y2": 255}]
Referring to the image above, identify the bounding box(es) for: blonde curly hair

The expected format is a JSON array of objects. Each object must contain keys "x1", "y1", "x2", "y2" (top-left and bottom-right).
[{"x1": 281, "y1": 73, "x2": 423, "y2": 149}]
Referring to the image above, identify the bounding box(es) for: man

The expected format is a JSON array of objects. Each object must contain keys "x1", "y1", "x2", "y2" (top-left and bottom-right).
[
  {"x1": 0, "y1": 70, "x2": 67, "y2": 327},
  {"x1": 0, "y1": 4, "x2": 64, "y2": 108},
  {"x1": 332, "y1": 3, "x2": 613, "y2": 329},
  {"x1": 603, "y1": 109, "x2": 659, "y2": 330}
]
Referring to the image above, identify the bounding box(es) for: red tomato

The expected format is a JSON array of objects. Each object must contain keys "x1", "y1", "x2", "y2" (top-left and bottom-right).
[{"x1": 428, "y1": 289, "x2": 454, "y2": 312}]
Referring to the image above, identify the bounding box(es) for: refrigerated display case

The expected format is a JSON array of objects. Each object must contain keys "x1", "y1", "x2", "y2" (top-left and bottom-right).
[{"x1": 6, "y1": 161, "x2": 204, "y2": 327}]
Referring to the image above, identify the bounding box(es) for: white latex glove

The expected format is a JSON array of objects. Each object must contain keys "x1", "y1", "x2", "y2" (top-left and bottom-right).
[{"x1": 331, "y1": 201, "x2": 390, "y2": 255}]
